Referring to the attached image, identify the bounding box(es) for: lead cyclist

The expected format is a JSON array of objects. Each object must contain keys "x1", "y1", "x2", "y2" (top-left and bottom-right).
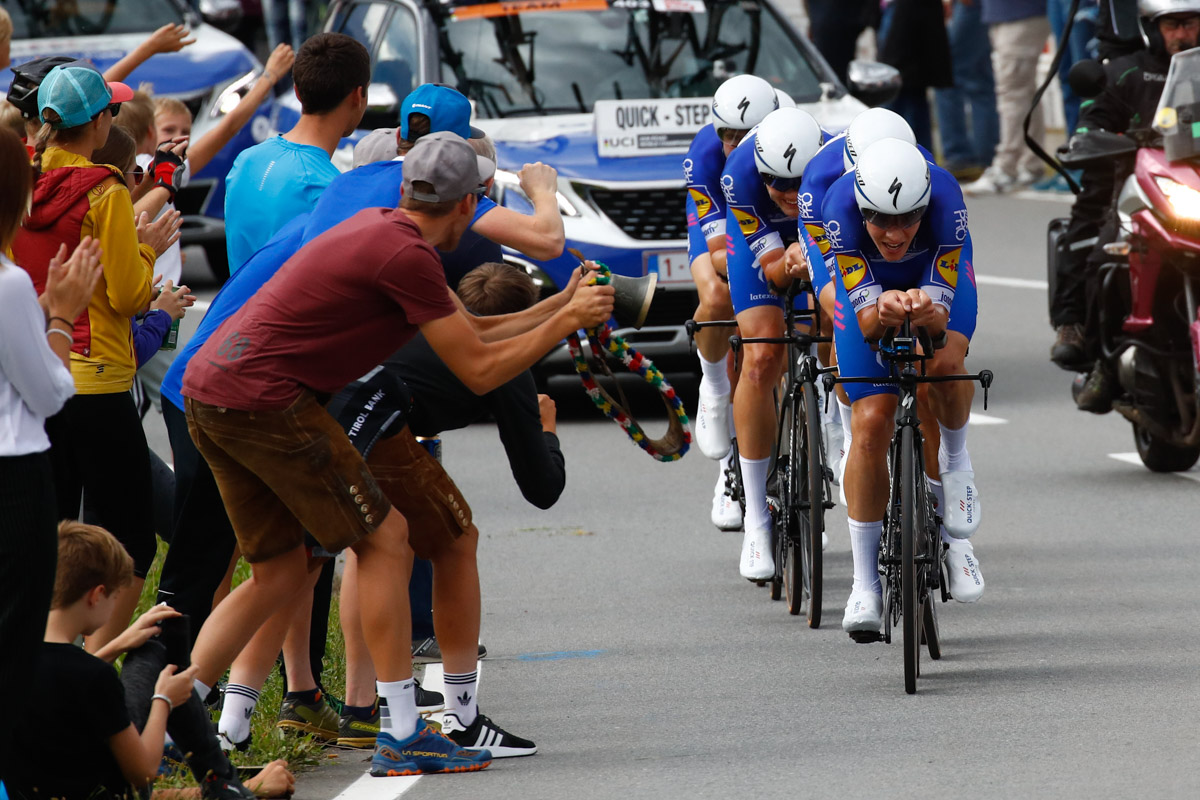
[
  {"x1": 821, "y1": 138, "x2": 984, "y2": 639},
  {"x1": 683, "y1": 74, "x2": 779, "y2": 531}
]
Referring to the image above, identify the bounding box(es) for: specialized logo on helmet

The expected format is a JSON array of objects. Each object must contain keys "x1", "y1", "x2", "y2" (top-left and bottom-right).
[
  {"x1": 731, "y1": 207, "x2": 762, "y2": 236},
  {"x1": 837, "y1": 253, "x2": 868, "y2": 290},
  {"x1": 888, "y1": 177, "x2": 903, "y2": 209},
  {"x1": 935, "y1": 245, "x2": 961, "y2": 288},
  {"x1": 689, "y1": 188, "x2": 714, "y2": 218},
  {"x1": 805, "y1": 223, "x2": 831, "y2": 255},
  {"x1": 737, "y1": 96, "x2": 751, "y2": 122},
  {"x1": 783, "y1": 143, "x2": 797, "y2": 173}
]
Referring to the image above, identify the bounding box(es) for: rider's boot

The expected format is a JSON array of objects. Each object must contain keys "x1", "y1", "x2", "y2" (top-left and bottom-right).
[
  {"x1": 1051, "y1": 323, "x2": 1088, "y2": 371},
  {"x1": 1075, "y1": 360, "x2": 1116, "y2": 414},
  {"x1": 938, "y1": 423, "x2": 980, "y2": 539},
  {"x1": 711, "y1": 452, "x2": 743, "y2": 531},
  {"x1": 945, "y1": 538, "x2": 985, "y2": 603},
  {"x1": 695, "y1": 354, "x2": 732, "y2": 459}
]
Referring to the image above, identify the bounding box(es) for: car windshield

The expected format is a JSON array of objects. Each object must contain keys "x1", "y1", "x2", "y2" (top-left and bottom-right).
[
  {"x1": 1155, "y1": 48, "x2": 1200, "y2": 162},
  {"x1": 437, "y1": 0, "x2": 829, "y2": 118},
  {"x1": 1, "y1": 0, "x2": 184, "y2": 39}
]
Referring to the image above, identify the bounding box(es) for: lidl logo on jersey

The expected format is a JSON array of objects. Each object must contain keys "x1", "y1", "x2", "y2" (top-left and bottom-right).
[
  {"x1": 837, "y1": 253, "x2": 869, "y2": 290},
  {"x1": 731, "y1": 206, "x2": 762, "y2": 237},
  {"x1": 805, "y1": 223, "x2": 831, "y2": 255},
  {"x1": 689, "y1": 188, "x2": 714, "y2": 218},
  {"x1": 935, "y1": 246, "x2": 961, "y2": 288}
]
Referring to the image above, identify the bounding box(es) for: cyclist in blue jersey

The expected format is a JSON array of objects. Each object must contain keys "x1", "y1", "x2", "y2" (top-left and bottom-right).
[
  {"x1": 822, "y1": 138, "x2": 983, "y2": 638},
  {"x1": 722, "y1": 107, "x2": 824, "y2": 580},
  {"x1": 798, "y1": 108, "x2": 923, "y2": 497},
  {"x1": 683, "y1": 75, "x2": 778, "y2": 532}
]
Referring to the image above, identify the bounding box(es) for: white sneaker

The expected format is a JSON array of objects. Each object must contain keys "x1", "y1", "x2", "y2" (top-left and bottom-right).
[
  {"x1": 695, "y1": 389, "x2": 732, "y2": 459},
  {"x1": 946, "y1": 539, "x2": 984, "y2": 603},
  {"x1": 711, "y1": 471, "x2": 743, "y2": 531},
  {"x1": 963, "y1": 166, "x2": 1015, "y2": 196},
  {"x1": 739, "y1": 528, "x2": 775, "y2": 581},
  {"x1": 841, "y1": 589, "x2": 883, "y2": 633},
  {"x1": 1015, "y1": 166, "x2": 1043, "y2": 188},
  {"x1": 940, "y1": 470, "x2": 980, "y2": 539}
]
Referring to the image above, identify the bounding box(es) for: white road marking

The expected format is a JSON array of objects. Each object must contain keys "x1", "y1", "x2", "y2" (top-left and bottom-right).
[
  {"x1": 975, "y1": 275, "x2": 1049, "y2": 290},
  {"x1": 1108, "y1": 452, "x2": 1200, "y2": 482},
  {"x1": 969, "y1": 413, "x2": 1008, "y2": 425}
]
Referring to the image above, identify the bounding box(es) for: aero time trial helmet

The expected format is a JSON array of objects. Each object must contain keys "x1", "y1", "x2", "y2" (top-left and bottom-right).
[
  {"x1": 712, "y1": 75, "x2": 778, "y2": 141},
  {"x1": 774, "y1": 88, "x2": 797, "y2": 109},
  {"x1": 753, "y1": 108, "x2": 823, "y2": 192},
  {"x1": 853, "y1": 138, "x2": 930, "y2": 229},
  {"x1": 842, "y1": 107, "x2": 917, "y2": 172}
]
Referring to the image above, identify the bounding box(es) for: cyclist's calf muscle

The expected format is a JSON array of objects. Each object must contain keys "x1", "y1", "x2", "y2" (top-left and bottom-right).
[
  {"x1": 846, "y1": 393, "x2": 897, "y2": 520},
  {"x1": 690, "y1": 251, "x2": 735, "y2": 362}
]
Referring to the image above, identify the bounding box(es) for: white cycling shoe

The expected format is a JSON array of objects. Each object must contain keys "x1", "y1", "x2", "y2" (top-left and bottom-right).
[
  {"x1": 945, "y1": 539, "x2": 985, "y2": 603},
  {"x1": 695, "y1": 389, "x2": 732, "y2": 460},
  {"x1": 739, "y1": 528, "x2": 775, "y2": 581},
  {"x1": 842, "y1": 589, "x2": 883, "y2": 635},
  {"x1": 711, "y1": 471, "x2": 743, "y2": 531},
  {"x1": 941, "y1": 470, "x2": 980, "y2": 539}
]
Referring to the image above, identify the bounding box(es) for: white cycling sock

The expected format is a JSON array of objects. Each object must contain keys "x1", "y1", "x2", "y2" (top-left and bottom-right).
[
  {"x1": 218, "y1": 683, "x2": 259, "y2": 745},
  {"x1": 377, "y1": 678, "x2": 418, "y2": 739},
  {"x1": 928, "y1": 478, "x2": 952, "y2": 544},
  {"x1": 938, "y1": 421, "x2": 972, "y2": 473},
  {"x1": 848, "y1": 517, "x2": 883, "y2": 594},
  {"x1": 443, "y1": 670, "x2": 479, "y2": 727},
  {"x1": 698, "y1": 353, "x2": 731, "y2": 397},
  {"x1": 838, "y1": 398, "x2": 853, "y2": 459},
  {"x1": 739, "y1": 454, "x2": 772, "y2": 533}
]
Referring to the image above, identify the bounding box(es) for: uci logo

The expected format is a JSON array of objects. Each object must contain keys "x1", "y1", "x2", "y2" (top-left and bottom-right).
[
  {"x1": 683, "y1": 157, "x2": 694, "y2": 183},
  {"x1": 721, "y1": 173, "x2": 736, "y2": 203}
]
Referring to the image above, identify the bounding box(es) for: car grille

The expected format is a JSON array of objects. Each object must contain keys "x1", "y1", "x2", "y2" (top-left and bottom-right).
[{"x1": 585, "y1": 187, "x2": 686, "y2": 241}]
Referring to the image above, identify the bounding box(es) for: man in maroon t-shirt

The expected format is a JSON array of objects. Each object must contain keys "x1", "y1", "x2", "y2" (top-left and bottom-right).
[{"x1": 181, "y1": 132, "x2": 614, "y2": 776}]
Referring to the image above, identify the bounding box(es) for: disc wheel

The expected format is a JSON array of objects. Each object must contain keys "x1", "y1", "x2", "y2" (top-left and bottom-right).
[
  {"x1": 800, "y1": 379, "x2": 824, "y2": 628},
  {"x1": 901, "y1": 426, "x2": 920, "y2": 695}
]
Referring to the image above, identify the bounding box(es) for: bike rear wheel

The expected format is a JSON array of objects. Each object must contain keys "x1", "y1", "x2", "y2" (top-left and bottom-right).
[
  {"x1": 800, "y1": 379, "x2": 824, "y2": 628},
  {"x1": 901, "y1": 425, "x2": 920, "y2": 695},
  {"x1": 780, "y1": 394, "x2": 804, "y2": 615}
]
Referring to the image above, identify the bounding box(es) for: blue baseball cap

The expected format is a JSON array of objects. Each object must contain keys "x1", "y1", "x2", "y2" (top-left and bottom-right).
[
  {"x1": 37, "y1": 65, "x2": 134, "y2": 130},
  {"x1": 399, "y1": 84, "x2": 485, "y2": 141}
]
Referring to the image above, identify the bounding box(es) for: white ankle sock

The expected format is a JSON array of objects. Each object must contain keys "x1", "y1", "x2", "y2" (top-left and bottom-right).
[
  {"x1": 377, "y1": 678, "x2": 418, "y2": 739},
  {"x1": 194, "y1": 679, "x2": 212, "y2": 700},
  {"x1": 938, "y1": 421, "x2": 972, "y2": 473},
  {"x1": 928, "y1": 478, "x2": 952, "y2": 544},
  {"x1": 739, "y1": 454, "x2": 772, "y2": 532},
  {"x1": 443, "y1": 670, "x2": 479, "y2": 727},
  {"x1": 218, "y1": 683, "x2": 259, "y2": 745},
  {"x1": 838, "y1": 399, "x2": 853, "y2": 458},
  {"x1": 848, "y1": 517, "x2": 883, "y2": 594},
  {"x1": 698, "y1": 353, "x2": 731, "y2": 397}
]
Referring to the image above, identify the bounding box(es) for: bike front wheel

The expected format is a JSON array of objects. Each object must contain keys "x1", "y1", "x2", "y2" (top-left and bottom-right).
[
  {"x1": 901, "y1": 425, "x2": 920, "y2": 695},
  {"x1": 800, "y1": 379, "x2": 824, "y2": 628}
]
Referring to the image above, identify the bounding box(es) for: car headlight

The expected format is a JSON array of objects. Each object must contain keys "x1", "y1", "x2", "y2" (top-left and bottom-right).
[
  {"x1": 1155, "y1": 176, "x2": 1200, "y2": 221},
  {"x1": 210, "y1": 69, "x2": 259, "y2": 119},
  {"x1": 492, "y1": 169, "x2": 580, "y2": 217}
]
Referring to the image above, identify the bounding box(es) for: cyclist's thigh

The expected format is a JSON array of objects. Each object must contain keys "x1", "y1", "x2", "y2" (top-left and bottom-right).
[
  {"x1": 832, "y1": 296, "x2": 894, "y2": 405},
  {"x1": 728, "y1": 227, "x2": 784, "y2": 316},
  {"x1": 687, "y1": 194, "x2": 706, "y2": 264}
]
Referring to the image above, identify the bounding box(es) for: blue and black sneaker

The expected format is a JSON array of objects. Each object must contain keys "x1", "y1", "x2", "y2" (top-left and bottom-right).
[{"x1": 369, "y1": 719, "x2": 492, "y2": 776}]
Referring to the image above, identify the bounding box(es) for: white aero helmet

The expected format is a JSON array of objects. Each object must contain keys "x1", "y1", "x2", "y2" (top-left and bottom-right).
[
  {"x1": 853, "y1": 138, "x2": 931, "y2": 228},
  {"x1": 712, "y1": 74, "x2": 778, "y2": 137},
  {"x1": 842, "y1": 107, "x2": 917, "y2": 172},
  {"x1": 753, "y1": 108, "x2": 823, "y2": 191},
  {"x1": 773, "y1": 88, "x2": 796, "y2": 109}
]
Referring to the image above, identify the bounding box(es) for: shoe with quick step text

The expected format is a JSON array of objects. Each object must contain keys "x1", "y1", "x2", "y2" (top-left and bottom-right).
[
  {"x1": 443, "y1": 711, "x2": 537, "y2": 758},
  {"x1": 711, "y1": 466, "x2": 743, "y2": 530},
  {"x1": 739, "y1": 528, "x2": 775, "y2": 581},
  {"x1": 276, "y1": 692, "x2": 340, "y2": 741},
  {"x1": 940, "y1": 470, "x2": 980, "y2": 539},
  {"x1": 369, "y1": 719, "x2": 492, "y2": 776},
  {"x1": 946, "y1": 539, "x2": 985, "y2": 603},
  {"x1": 695, "y1": 388, "x2": 732, "y2": 460},
  {"x1": 337, "y1": 703, "x2": 380, "y2": 749},
  {"x1": 842, "y1": 589, "x2": 883, "y2": 640}
]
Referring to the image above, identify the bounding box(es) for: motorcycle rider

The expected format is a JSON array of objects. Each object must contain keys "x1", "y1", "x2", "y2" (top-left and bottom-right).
[
  {"x1": 1050, "y1": 0, "x2": 1199, "y2": 407},
  {"x1": 683, "y1": 74, "x2": 778, "y2": 531}
]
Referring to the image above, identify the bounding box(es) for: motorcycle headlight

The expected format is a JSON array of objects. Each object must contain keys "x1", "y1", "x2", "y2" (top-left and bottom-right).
[
  {"x1": 209, "y1": 69, "x2": 259, "y2": 119},
  {"x1": 1155, "y1": 176, "x2": 1200, "y2": 221},
  {"x1": 492, "y1": 169, "x2": 580, "y2": 217}
]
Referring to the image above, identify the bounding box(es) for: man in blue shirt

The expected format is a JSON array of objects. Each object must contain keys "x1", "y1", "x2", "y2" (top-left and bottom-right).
[{"x1": 223, "y1": 32, "x2": 369, "y2": 272}]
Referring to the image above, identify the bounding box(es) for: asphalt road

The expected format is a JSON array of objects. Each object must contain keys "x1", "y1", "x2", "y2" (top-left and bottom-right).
[{"x1": 155, "y1": 191, "x2": 1200, "y2": 799}]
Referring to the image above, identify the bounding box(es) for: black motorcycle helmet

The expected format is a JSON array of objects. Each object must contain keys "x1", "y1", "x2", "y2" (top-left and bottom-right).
[
  {"x1": 6, "y1": 56, "x2": 84, "y2": 121},
  {"x1": 1139, "y1": 0, "x2": 1200, "y2": 57}
]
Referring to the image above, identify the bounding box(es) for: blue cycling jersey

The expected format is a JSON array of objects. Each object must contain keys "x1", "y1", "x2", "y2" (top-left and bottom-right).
[{"x1": 683, "y1": 124, "x2": 728, "y2": 258}]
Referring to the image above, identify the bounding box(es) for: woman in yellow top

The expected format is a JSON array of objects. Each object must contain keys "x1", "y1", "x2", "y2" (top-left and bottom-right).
[{"x1": 10, "y1": 64, "x2": 181, "y2": 650}]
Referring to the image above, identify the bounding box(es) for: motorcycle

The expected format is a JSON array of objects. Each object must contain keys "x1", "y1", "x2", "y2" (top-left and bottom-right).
[{"x1": 1046, "y1": 49, "x2": 1200, "y2": 472}]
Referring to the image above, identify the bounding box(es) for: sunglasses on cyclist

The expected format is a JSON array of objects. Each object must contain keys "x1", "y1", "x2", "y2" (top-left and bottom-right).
[
  {"x1": 861, "y1": 205, "x2": 927, "y2": 230},
  {"x1": 717, "y1": 127, "x2": 748, "y2": 145},
  {"x1": 759, "y1": 172, "x2": 803, "y2": 192}
]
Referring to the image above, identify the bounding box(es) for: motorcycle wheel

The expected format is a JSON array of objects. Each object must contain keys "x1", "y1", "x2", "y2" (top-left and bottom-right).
[{"x1": 1133, "y1": 424, "x2": 1200, "y2": 472}]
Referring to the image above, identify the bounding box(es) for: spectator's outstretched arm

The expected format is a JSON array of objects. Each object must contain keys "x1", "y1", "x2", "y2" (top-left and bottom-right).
[
  {"x1": 186, "y1": 45, "x2": 295, "y2": 175},
  {"x1": 103, "y1": 24, "x2": 195, "y2": 83},
  {"x1": 470, "y1": 162, "x2": 566, "y2": 260}
]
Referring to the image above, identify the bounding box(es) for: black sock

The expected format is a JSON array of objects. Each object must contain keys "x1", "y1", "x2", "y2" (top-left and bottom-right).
[
  {"x1": 344, "y1": 702, "x2": 377, "y2": 719},
  {"x1": 285, "y1": 688, "x2": 321, "y2": 705}
]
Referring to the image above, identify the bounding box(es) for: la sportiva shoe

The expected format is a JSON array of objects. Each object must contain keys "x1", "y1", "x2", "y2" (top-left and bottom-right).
[
  {"x1": 739, "y1": 528, "x2": 775, "y2": 581},
  {"x1": 842, "y1": 589, "x2": 883, "y2": 636},
  {"x1": 337, "y1": 703, "x2": 380, "y2": 749},
  {"x1": 695, "y1": 388, "x2": 732, "y2": 460},
  {"x1": 443, "y1": 711, "x2": 537, "y2": 758},
  {"x1": 369, "y1": 719, "x2": 492, "y2": 776},
  {"x1": 276, "y1": 692, "x2": 340, "y2": 741},
  {"x1": 412, "y1": 637, "x2": 488, "y2": 664},
  {"x1": 415, "y1": 679, "x2": 444, "y2": 716},
  {"x1": 946, "y1": 539, "x2": 985, "y2": 603},
  {"x1": 711, "y1": 467, "x2": 743, "y2": 530},
  {"x1": 940, "y1": 470, "x2": 980, "y2": 539}
]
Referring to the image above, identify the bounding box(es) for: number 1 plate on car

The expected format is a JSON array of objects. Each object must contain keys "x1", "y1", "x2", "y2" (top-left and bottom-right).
[{"x1": 646, "y1": 250, "x2": 693, "y2": 285}]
